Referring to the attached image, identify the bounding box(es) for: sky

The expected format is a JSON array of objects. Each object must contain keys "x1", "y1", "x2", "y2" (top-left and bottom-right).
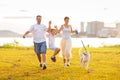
[{"x1": 0, "y1": 0, "x2": 120, "y2": 34}]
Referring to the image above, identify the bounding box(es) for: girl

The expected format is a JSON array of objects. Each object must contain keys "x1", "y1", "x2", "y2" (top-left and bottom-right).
[{"x1": 48, "y1": 21, "x2": 60, "y2": 62}]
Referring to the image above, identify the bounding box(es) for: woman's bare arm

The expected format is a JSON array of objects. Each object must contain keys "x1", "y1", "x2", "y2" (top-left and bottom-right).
[
  {"x1": 57, "y1": 25, "x2": 63, "y2": 33},
  {"x1": 70, "y1": 25, "x2": 76, "y2": 33}
]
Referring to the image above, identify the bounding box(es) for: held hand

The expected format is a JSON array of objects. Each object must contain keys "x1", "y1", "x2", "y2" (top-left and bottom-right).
[
  {"x1": 75, "y1": 30, "x2": 78, "y2": 34},
  {"x1": 54, "y1": 25, "x2": 57, "y2": 28},
  {"x1": 23, "y1": 35, "x2": 26, "y2": 38}
]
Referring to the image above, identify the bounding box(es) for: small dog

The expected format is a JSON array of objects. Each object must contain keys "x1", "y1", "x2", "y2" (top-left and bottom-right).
[{"x1": 79, "y1": 49, "x2": 90, "y2": 70}]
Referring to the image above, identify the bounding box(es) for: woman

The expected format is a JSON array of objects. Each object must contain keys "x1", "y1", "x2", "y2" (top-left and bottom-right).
[{"x1": 58, "y1": 16, "x2": 76, "y2": 67}]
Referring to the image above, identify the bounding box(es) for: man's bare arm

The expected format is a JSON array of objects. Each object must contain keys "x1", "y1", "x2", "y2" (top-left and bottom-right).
[{"x1": 23, "y1": 31, "x2": 30, "y2": 38}]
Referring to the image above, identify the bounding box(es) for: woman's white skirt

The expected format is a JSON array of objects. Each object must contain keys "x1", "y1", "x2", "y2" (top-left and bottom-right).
[{"x1": 60, "y1": 38, "x2": 72, "y2": 59}]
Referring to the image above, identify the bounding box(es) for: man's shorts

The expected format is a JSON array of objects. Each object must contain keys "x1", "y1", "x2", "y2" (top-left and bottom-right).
[
  {"x1": 49, "y1": 45, "x2": 57, "y2": 51},
  {"x1": 34, "y1": 41, "x2": 47, "y2": 55}
]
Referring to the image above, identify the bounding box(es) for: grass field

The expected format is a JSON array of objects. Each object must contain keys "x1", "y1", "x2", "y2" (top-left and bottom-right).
[{"x1": 0, "y1": 47, "x2": 120, "y2": 80}]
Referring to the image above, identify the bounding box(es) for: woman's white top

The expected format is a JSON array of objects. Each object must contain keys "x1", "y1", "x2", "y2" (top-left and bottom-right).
[{"x1": 62, "y1": 26, "x2": 71, "y2": 39}]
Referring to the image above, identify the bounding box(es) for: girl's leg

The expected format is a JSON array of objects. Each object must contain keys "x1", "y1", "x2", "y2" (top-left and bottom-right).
[
  {"x1": 53, "y1": 48, "x2": 60, "y2": 57},
  {"x1": 51, "y1": 48, "x2": 60, "y2": 62}
]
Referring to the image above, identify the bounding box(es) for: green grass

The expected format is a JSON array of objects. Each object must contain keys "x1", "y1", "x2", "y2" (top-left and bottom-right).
[{"x1": 0, "y1": 47, "x2": 120, "y2": 80}]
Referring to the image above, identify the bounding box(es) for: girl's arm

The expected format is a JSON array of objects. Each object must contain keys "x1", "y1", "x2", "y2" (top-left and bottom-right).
[
  {"x1": 47, "y1": 21, "x2": 52, "y2": 33},
  {"x1": 54, "y1": 25, "x2": 59, "y2": 33}
]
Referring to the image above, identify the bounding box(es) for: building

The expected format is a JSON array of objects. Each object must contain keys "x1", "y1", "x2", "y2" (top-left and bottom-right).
[
  {"x1": 116, "y1": 23, "x2": 120, "y2": 37},
  {"x1": 86, "y1": 21, "x2": 104, "y2": 37},
  {"x1": 97, "y1": 27, "x2": 118, "y2": 38},
  {"x1": 116, "y1": 23, "x2": 120, "y2": 30},
  {"x1": 80, "y1": 22, "x2": 84, "y2": 33}
]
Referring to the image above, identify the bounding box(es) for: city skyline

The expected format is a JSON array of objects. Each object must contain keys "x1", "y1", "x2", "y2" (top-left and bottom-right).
[{"x1": 0, "y1": 0, "x2": 120, "y2": 34}]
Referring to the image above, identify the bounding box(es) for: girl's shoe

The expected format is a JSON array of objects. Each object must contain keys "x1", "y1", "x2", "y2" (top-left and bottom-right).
[{"x1": 51, "y1": 56, "x2": 56, "y2": 62}]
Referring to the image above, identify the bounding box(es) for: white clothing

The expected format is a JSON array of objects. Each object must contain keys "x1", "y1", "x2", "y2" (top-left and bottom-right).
[
  {"x1": 62, "y1": 26, "x2": 71, "y2": 39},
  {"x1": 60, "y1": 26, "x2": 72, "y2": 59},
  {"x1": 48, "y1": 33, "x2": 55, "y2": 47},
  {"x1": 48, "y1": 33, "x2": 56, "y2": 50},
  {"x1": 60, "y1": 38, "x2": 72, "y2": 59},
  {"x1": 29, "y1": 24, "x2": 47, "y2": 43}
]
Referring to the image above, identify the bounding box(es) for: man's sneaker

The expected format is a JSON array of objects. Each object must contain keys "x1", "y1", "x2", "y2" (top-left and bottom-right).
[
  {"x1": 51, "y1": 56, "x2": 56, "y2": 62},
  {"x1": 42, "y1": 64, "x2": 47, "y2": 70},
  {"x1": 40, "y1": 63, "x2": 42, "y2": 68},
  {"x1": 67, "y1": 62, "x2": 70, "y2": 66}
]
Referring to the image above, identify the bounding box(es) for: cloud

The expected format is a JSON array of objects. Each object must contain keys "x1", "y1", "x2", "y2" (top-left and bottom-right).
[
  {"x1": 18, "y1": 10, "x2": 29, "y2": 12},
  {"x1": 3, "y1": 16, "x2": 34, "y2": 19}
]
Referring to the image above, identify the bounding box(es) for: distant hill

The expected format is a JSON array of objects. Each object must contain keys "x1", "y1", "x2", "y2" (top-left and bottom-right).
[
  {"x1": 0, "y1": 30, "x2": 80, "y2": 38},
  {"x1": 0, "y1": 30, "x2": 22, "y2": 37}
]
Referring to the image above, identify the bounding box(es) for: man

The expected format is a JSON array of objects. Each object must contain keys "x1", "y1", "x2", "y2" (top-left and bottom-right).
[{"x1": 23, "y1": 15, "x2": 50, "y2": 70}]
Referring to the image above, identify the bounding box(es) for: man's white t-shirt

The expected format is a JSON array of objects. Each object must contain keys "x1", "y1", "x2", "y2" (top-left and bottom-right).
[{"x1": 29, "y1": 24, "x2": 47, "y2": 43}]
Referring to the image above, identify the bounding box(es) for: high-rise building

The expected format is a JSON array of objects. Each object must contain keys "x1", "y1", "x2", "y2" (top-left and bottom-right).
[
  {"x1": 80, "y1": 22, "x2": 84, "y2": 33},
  {"x1": 116, "y1": 23, "x2": 120, "y2": 37},
  {"x1": 116, "y1": 23, "x2": 120, "y2": 30},
  {"x1": 86, "y1": 21, "x2": 104, "y2": 37}
]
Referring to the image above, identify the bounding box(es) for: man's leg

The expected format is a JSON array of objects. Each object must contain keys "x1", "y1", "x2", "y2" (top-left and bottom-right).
[
  {"x1": 37, "y1": 54, "x2": 41, "y2": 63},
  {"x1": 41, "y1": 53, "x2": 46, "y2": 70},
  {"x1": 37, "y1": 54, "x2": 42, "y2": 67},
  {"x1": 40, "y1": 42, "x2": 47, "y2": 70},
  {"x1": 34, "y1": 43, "x2": 42, "y2": 67},
  {"x1": 42, "y1": 53, "x2": 46, "y2": 63}
]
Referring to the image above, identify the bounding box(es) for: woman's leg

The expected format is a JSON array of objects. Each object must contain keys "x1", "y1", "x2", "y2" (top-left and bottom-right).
[
  {"x1": 67, "y1": 58, "x2": 70, "y2": 66},
  {"x1": 64, "y1": 58, "x2": 67, "y2": 67},
  {"x1": 67, "y1": 58, "x2": 69, "y2": 63},
  {"x1": 66, "y1": 39, "x2": 72, "y2": 66},
  {"x1": 64, "y1": 58, "x2": 66, "y2": 63}
]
